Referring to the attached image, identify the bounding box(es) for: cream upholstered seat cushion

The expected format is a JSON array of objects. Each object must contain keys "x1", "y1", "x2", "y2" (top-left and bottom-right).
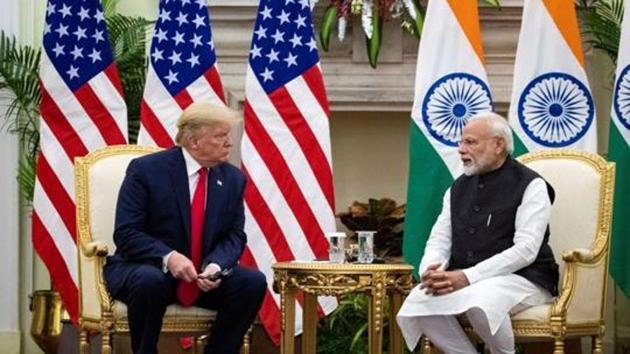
[
  {"x1": 512, "y1": 304, "x2": 550, "y2": 323},
  {"x1": 112, "y1": 301, "x2": 217, "y2": 321},
  {"x1": 523, "y1": 158, "x2": 605, "y2": 324},
  {"x1": 80, "y1": 152, "x2": 141, "y2": 320},
  {"x1": 78, "y1": 148, "x2": 218, "y2": 323}
]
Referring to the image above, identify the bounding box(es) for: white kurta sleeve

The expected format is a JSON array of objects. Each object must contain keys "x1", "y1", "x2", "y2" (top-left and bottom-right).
[
  {"x1": 417, "y1": 189, "x2": 453, "y2": 276},
  {"x1": 462, "y1": 178, "x2": 551, "y2": 284}
]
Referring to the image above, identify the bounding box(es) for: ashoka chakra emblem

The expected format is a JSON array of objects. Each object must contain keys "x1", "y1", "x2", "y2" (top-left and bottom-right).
[
  {"x1": 613, "y1": 65, "x2": 630, "y2": 130},
  {"x1": 422, "y1": 73, "x2": 493, "y2": 147},
  {"x1": 518, "y1": 72, "x2": 594, "y2": 147}
]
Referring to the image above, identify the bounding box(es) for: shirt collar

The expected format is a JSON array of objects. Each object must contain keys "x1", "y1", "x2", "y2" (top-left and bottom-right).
[{"x1": 181, "y1": 147, "x2": 204, "y2": 178}]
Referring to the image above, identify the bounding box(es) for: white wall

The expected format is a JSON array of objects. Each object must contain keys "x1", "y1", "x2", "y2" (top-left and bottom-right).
[{"x1": 0, "y1": 0, "x2": 24, "y2": 352}]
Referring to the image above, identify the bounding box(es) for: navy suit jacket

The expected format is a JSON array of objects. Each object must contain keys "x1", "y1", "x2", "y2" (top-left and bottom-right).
[{"x1": 105, "y1": 146, "x2": 247, "y2": 291}]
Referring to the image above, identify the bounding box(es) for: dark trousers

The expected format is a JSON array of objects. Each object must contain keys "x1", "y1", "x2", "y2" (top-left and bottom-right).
[{"x1": 104, "y1": 263, "x2": 267, "y2": 354}]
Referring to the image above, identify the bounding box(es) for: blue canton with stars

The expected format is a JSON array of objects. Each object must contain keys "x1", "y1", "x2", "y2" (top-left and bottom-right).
[
  {"x1": 151, "y1": 0, "x2": 217, "y2": 96},
  {"x1": 43, "y1": 0, "x2": 114, "y2": 91},
  {"x1": 249, "y1": 0, "x2": 320, "y2": 94}
]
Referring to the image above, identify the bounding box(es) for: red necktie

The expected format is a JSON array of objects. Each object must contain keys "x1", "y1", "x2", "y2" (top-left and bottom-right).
[{"x1": 177, "y1": 167, "x2": 207, "y2": 306}]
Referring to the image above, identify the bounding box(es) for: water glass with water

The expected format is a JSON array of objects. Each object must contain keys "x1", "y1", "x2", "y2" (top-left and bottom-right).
[
  {"x1": 357, "y1": 231, "x2": 375, "y2": 263},
  {"x1": 325, "y1": 232, "x2": 346, "y2": 263}
]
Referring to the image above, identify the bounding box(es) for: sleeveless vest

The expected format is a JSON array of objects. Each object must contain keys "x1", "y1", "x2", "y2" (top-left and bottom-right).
[{"x1": 449, "y1": 157, "x2": 559, "y2": 296}]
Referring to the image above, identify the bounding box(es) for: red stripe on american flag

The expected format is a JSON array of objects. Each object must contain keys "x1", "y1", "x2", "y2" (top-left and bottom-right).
[
  {"x1": 301, "y1": 66, "x2": 330, "y2": 117},
  {"x1": 140, "y1": 100, "x2": 175, "y2": 147},
  {"x1": 204, "y1": 66, "x2": 225, "y2": 103},
  {"x1": 240, "y1": 247, "x2": 282, "y2": 345},
  {"x1": 36, "y1": 154, "x2": 76, "y2": 237},
  {"x1": 40, "y1": 84, "x2": 89, "y2": 159},
  {"x1": 269, "y1": 87, "x2": 335, "y2": 210},
  {"x1": 174, "y1": 89, "x2": 194, "y2": 109},
  {"x1": 74, "y1": 83, "x2": 127, "y2": 145},
  {"x1": 243, "y1": 102, "x2": 328, "y2": 257},
  {"x1": 103, "y1": 63, "x2": 124, "y2": 97},
  {"x1": 242, "y1": 167, "x2": 295, "y2": 262},
  {"x1": 32, "y1": 212, "x2": 79, "y2": 324}
]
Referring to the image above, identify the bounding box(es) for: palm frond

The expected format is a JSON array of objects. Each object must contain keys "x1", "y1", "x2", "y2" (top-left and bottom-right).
[
  {"x1": 106, "y1": 14, "x2": 152, "y2": 143},
  {"x1": 101, "y1": 0, "x2": 119, "y2": 17},
  {"x1": 578, "y1": 0, "x2": 624, "y2": 65},
  {"x1": 0, "y1": 31, "x2": 41, "y2": 199}
]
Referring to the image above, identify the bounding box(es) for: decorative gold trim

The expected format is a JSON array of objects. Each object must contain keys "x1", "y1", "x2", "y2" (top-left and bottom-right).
[
  {"x1": 75, "y1": 145, "x2": 233, "y2": 352},
  {"x1": 453, "y1": 150, "x2": 616, "y2": 349},
  {"x1": 272, "y1": 261, "x2": 414, "y2": 273},
  {"x1": 272, "y1": 262, "x2": 413, "y2": 354},
  {"x1": 76, "y1": 144, "x2": 161, "y2": 327},
  {"x1": 386, "y1": 151, "x2": 615, "y2": 352}
]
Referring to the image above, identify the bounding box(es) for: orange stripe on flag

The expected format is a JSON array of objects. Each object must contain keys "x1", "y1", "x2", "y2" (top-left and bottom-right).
[
  {"x1": 446, "y1": 0, "x2": 485, "y2": 64},
  {"x1": 542, "y1": 0, "x2": 585, "y2": 68}
]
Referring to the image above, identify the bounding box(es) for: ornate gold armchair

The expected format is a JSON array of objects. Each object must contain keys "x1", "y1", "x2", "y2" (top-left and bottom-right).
[
  {"x1": 75, "y1": 145, "x2": 249, "y2": 354},
  {"x1": 420, "y1": 150, "x2": 615, "y2": 354}
]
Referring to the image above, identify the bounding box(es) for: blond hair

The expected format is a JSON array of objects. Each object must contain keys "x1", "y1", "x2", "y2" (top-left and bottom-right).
[{"x1": 175, "y1": 103, "x2": 241, "y2": 146}]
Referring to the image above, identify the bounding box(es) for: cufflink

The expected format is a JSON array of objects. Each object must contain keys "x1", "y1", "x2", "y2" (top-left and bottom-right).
[{"x1": 217, "y1": 179, "x2": 223, "y2": 186}]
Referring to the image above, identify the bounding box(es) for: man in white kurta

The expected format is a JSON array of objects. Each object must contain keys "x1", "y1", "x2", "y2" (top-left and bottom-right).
[{"x1": 397, "y1": 113, "x2": 558, "y2": 354}]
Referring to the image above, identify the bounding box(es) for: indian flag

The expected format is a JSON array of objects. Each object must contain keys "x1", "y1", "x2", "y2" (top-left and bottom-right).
[
  {"x1": 609, "y1": 6, "x2": 630, "y2": 297},
  {"x1": 508, "y1": 0, "x2": 597, "y2": 154},
  {"x1": 404, "y1": 0, "x2": 493, "y2": 275}
]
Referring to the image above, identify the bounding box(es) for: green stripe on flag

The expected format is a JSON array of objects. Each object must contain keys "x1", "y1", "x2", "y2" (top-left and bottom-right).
[
  {"x1": 403, "y1": 122, "x2": 453, "y2": 277},
  {"x1": 609, "y1": 124, "x2": 630, "y2": 297},
  {"x1": 512, "y1": 130, "x2": 529, "y2": 156}
]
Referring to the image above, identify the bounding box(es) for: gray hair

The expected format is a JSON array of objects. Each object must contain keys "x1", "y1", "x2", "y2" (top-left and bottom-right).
[
  {"x1": 467, "y1": 112, "x2": 514, "y2": 155},
  {"x1": 175, "y1": 102, "x2": 241, "y2": 146}
]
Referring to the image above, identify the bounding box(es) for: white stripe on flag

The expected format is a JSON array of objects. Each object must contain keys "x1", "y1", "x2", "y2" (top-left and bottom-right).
[
  {"x1": 33, "y1": 180, "x2": 78, "y2": 281},
  {"x1": 88, "y1": 71, "x2": 128, "y2": 137},
  {"x1": 40, "y1": 53, "x2": 107, "y2": 152},
  {"x1": 241, "y1": 134, "x2": 317, "y2": 261},
  {"x1": 246, "y1": 68, "x2": 334, "y2": 231},
  {"x1": 285, "y1": 76, "x2": 333, "y2": 164},
  {"x1": 138, "y1": 65, "x2": 183, "y2": 144},
  {"x1": 38, "y1": 119, "x2": 75, "y2": 195},
  {"x1": 186, "y1": 71, "x2": 224, "y2": 105}
]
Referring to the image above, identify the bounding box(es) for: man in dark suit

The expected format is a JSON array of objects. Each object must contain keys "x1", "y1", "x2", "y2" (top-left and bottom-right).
[{"x1": 104, "y1": 103, "x2": 267, "y2": 354}]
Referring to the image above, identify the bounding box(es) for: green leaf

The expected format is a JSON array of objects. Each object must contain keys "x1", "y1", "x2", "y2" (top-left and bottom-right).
[{"x1": 579, "y1": 0, "x2": 623, "y2": 65}]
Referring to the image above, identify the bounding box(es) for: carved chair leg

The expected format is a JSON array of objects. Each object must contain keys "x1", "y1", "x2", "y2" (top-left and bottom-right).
[
  {"x1": 420, "y1": 335, "x2": 433, "y2": 354},
  {"x1": 553, "y1": 336, "x2": 565, "y2": 354},
  {"x1": 101, "y1": 328, "x2": 112, "y2": 354},
  {"x1": 79, "y1": 329, "x2": 90, "y2": 354},
  {"x1": 592, "y1": 335, "x2": 603, "y2": 354},
  {"x1": 195, "y1": 334, "x2": 209, "y2": 354},
  {"x1": 240, "y1": 326, "x2": 252, "y2": 354}
]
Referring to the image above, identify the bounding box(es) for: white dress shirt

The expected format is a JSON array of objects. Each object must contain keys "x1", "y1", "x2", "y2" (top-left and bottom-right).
[
  {"x1": 397, "y1": 177, "x2": 554, "y2": 349},
  {"x1": 162, "y1": 148, "x2": 220, "y2": 274}
]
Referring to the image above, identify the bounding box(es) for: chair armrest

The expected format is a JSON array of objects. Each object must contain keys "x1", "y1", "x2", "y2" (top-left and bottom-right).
[
  {"x1": 561, "y1": 248, "x2": 595, "y2": 263},
  {"x1": 83, "y1": 241, "x2": 109, "y2": 258}
]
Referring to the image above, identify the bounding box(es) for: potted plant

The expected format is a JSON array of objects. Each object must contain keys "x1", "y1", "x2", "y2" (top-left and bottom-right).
[{"x1": 0, "y1": 1, "x2": 151, "y2": 352}]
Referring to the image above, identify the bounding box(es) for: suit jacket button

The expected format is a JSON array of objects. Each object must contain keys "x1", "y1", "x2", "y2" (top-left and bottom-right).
[
  {"x1": 473, "y1": 205, "x2": 481, "y2": 212},
  {"x1": 478, "y1": 183, "x2": 485, "y2": 189},
  {"x1": 468, "y1": 227, "x2": 476, "y2": 234}
]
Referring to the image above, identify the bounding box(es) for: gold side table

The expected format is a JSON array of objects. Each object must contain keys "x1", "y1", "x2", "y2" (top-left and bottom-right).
[{"x1": 272, "y1": 262, "x2": 414, "y2": 354}]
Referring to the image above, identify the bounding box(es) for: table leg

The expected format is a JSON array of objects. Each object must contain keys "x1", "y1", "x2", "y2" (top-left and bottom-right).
[
  {"x1": 388, "y1": 292, "x2": 404, "y2": 354},
  {"x1": 301, "y1": 292, "x2": 318, "y2": 354},
  {"x1": 368, "y1": 274, "x2": 386, "y2": 354},
  {"x1": 281, "y1": 287, "x2": 296, "y2": 354}
]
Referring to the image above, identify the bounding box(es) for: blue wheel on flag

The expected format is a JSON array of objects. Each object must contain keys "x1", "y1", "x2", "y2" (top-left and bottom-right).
[
  {"x1": 518, "y1": 72, "x2": 594, "y2": 147},
  {"x1": 422, "y1": 73, "x2": 493, "y2": 147},
  {"x1": 613, "y1": 65, "x2": 630, "y2": 130}
]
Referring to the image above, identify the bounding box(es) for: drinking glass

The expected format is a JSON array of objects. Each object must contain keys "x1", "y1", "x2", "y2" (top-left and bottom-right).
[
  {"x1": 325, "y1": 232, "x2": 346, "y2": 263},
  {"x1": 357, "y1": 231, "x2": 375, "y2": 263}
]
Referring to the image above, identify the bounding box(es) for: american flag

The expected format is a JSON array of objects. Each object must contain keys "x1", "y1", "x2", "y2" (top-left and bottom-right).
[
  {"x1": 239, "y1": 0, "x2": 337, "y2": 343},
  {"x1": 138, "y1": 0, "x2": 225, "y2": 147},
  {"x1": 34, "y1": 0, "x2": 127, "y2": 322}
]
